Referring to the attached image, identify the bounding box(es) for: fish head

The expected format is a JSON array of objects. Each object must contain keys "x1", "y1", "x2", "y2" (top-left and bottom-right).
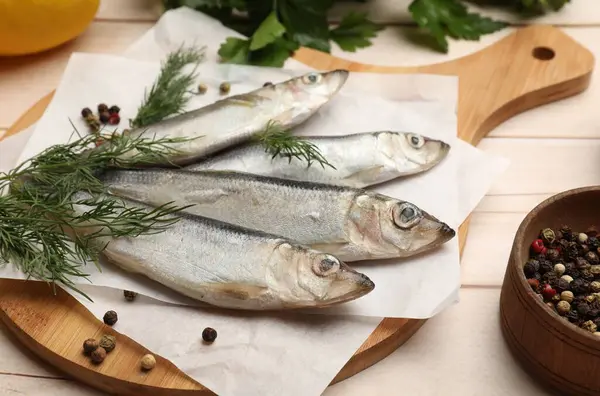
[
  {"x1": 268, "y1": 243, "x2": 374, "y2": 307},
  {"x1": 384, "y1": 132, "x2": 450, "y2": 174},
  {"x1": 261, "y1": 70, "x2": 349, "y2": 127},
  {"x1": 347, "y1": 194, "x2": 456, "y2": 259}
]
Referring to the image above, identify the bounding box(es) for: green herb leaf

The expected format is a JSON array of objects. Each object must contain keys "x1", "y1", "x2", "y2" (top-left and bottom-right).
[
  {"x1": 130, "y1": 45, "x2": 205, "y2": 128},
  {"x1": 250, "y1": 37, "x2": 300, "y2": 67},
  {"x1": 408, "y1": 0, "x2": 507, "y2": 53},
  {"x1": 218, "y1": 37, "x2": 251, "y2": 64},
  {"x1": 250, "y1": 11, "x2": 287, "y2": 51},
  {"x1": 330, "y1": 11, "x2": 383, "y2": 52},
  {"x1": 277, "y1": 0, "x2": 334, "y2": 53}
]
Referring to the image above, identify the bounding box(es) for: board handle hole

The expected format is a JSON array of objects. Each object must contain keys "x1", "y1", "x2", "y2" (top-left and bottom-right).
[{"x1": 532, "y1": 47, "x2": 555, "y2": 61}]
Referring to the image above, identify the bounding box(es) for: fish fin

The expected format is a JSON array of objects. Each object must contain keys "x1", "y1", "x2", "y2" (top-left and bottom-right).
[
  {"x1": 227, "y1": 94, "x2": 263, "y2": 107},
  {"x1": 342, "y1": 165, "x2": 385, "y2": 186}
]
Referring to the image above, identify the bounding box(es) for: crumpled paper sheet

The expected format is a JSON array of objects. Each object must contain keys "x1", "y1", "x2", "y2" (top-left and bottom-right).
[
  {"x1": 11, "y1": 53, "x2": 458, "y2": 319},
  {"x1": 0, "y1": 8, "x2": 510, "y2": 396}
]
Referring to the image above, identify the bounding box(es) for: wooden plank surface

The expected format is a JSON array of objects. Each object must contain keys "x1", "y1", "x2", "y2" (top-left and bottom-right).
[{"x1": 1, "y1": 1, "x2": 600, "y2": 395}]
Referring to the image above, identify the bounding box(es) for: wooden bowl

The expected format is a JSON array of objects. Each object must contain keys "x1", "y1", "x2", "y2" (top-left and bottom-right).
[{"x1": 500, "y1": 186, "x2": 600, "y2": 396}]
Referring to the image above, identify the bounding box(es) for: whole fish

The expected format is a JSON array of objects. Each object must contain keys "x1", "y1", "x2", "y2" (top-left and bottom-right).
[
  {"x1": 108, "y1": 70, "x2": 348, "y2": 166},
  {"x1": 69, "y1": 192, "x2": 374, "y2": 310},
  {"x1": 101, "y1": 169, "x2": 456, "y2": 261},
  {"x1": 185, "y1": 131, "x2": 450, "y2": 188}
]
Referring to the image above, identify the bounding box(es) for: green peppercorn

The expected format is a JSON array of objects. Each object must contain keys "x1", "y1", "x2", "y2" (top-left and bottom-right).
[
  {"x1": 591, "y1": 282, "x2": 600, "y2": 293},
  {"x1": 541, "y1": 228, "x2": 556, "y2": 244},
  {"x1": 197, "y1": 83, "x2": 208, "y2": 94},
  {"x1": 99, "y1": 334, "x2": 116, "y2": 353},
  {"x1": 582, "y1": 320, "x2": 598, "y2": 333},
  {"x1": 219, "y1": 82, "x2": 231, "y2": 95},
  {"x1": 586, "y1": 294, "x2": 597, "y2": 304}
]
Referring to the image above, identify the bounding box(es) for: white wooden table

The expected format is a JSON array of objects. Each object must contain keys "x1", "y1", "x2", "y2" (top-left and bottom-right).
[{"x1": 1, "y1": 1, "x2": 599, "y2": 394}]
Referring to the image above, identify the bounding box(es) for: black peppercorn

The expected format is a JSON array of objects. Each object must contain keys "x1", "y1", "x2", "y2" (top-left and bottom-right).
[
  {"x1": 580, "y1": 244, "x2": 591, "y2": 255},
  {"x1": 587, "y1": 226, "x2": 599, "y2": 238},
  {"x1": 575, "y1": 257, "x2": 591, "y2": 270},
  {"x1": 99, "y1": 111, "x2": 110, "y2": 124},
  {"x1": 542, "y1": 271, "x2": 558, "y2": 285},
  {"x1": 556, "y1": 278, "x2": 571, "y2": 292},
  {"x1": 539, "y1": 260, "x2": 554, "y2": 275},
  {"x1": 593, "y1": 317, "x2": 600, "y2": 329},
  {"x1": 263, "y1": 82, "x2": 273, "y2": 87},
  {"x1": 577, "y1": 302, "x2": 591, "y2": 316},
  {"x1": 108, "y1": 105, "x2": 120, "y2": 114},
  {"x1": 523, "y1": 261, "x2": 537, "y2": 277},
  {"x1": 545, "y1": 248, "x2": 560, "y2": 262},
  {"x1": 124, "y1": 290, "x2": 137, "y2": 302},
  {"x1": 564, "y1": 262, "x2": 574, "y2": 274},
  {"x1": 589, "y1": 236, "x2": 600, "y2": 249},
  {"x1": 582, "y1": 268, "x2": 595, "y2": 281},
  {"x1": 567, "y1": 310, "x2": 579, "y2": 323},
  {"x1": 569, "y1": 268, "x2": 581, "y2": 279},
  {"x1": 103, "y1": 310, "x2": 118, "y2": 326},
  {"x1": 560, "y1": 225, "x2": 574, "y2": 241},
  {"x1": 572, "y1": 278, "x2": 591, "y2": 295},
  {"x1": 565, "y1": 243, "x2": 579, "y2": 260},
  {"x1": 589, "y1": 309, "x2": 600, "y2": 318},
  {"x1": 586, "y1": 251, "x2": 600, "y2": 264},
  {"x1": 81, "y1": 107, "x2": 92, "y2": 118},
  {"x1": 202, "y1": 327, "x2": 217, "y2": 343},
  {"x1": 98, "y1": 103, "x2": 108, "y2": 113},
  {"x1": 533, "y1": 272, "x2": 542, "y2": 281}
]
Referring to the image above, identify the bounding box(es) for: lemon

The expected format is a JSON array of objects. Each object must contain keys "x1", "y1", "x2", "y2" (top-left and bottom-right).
[{"x1": 0, "y1": 0, "x2": 100, "y2": 56}]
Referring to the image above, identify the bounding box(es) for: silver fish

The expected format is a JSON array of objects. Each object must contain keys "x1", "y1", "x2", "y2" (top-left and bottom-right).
[
  {"x1": 69, "y1": 192, "x2": 374, "y2": 310},
  {"x1": 186, "y1": 131, "x2": 450, "y2": 188},
  {"x1": 101, "y1": 169, "x2": 456, "y2": 261},
  {"x1": 112, "y1": 70, "x2": 349, "y2": 166}
]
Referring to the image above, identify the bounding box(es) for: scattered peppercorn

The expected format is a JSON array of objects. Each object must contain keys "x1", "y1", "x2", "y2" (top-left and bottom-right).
[
  {"x1": 103, "y1": 310, "x2": 118, "y2": 326},
  {"x1": 83, "y1": 338, "x2": 99, "y2": 354},
  {"x1": 197, "y1": 83, "x2": 208, "y2": 94},
  {"x1": 202, "y1": 327, "x2": 217, "y2": 343},
  {"x1": 219, "y1": 82, "x2": 231, "y2": 95},
  {"x1": 108, "y1": 113, "x2": 120, "y2": 125},
  {"x1": 98, "y1": 103, "x2": 109, "y2": 113},
  {"x1": 124, "y1": 290, "x2": 138, "y2": 301},
  {"x1": 523, "y1": 225, "x2": 600, "y2": 334},
  {"x1": 109, "y1": 105, "x2": 120, "y2": 114},
  {"x1": 91, "y1": 347, "x2": 107, "y2": 364},
  {"x1": 81, "y1": 107, "x2": 93, "y2": 118},
  {"x1": 141, "y1": 354, "x2": 156, "y2": 371},
  {"x1": 99, "y1": 111, "x2": 110, "y2": 124},
  {"x1": 263, "y1": 82, "x2": 273, "y2": 87},
  {"x1": 99, "y1": 335, "x2": 116, "y2": 353}
]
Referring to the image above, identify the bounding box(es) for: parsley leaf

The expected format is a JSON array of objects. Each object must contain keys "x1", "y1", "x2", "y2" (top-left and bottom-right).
[
  {"x1": 330, "y1": 11, "x2": 383, "y2": 52},
  {"x1": 218, "y1": 37, "x2": 251, "y2": 64},
  {"x1": 218, "y1": 36, "x2": 299, "y2": 68},
  {"x1": 409, "y1": 0, "x2": 507, "y2": 53},
  {"x1": 250, "y1": 11, "x2": 287, "y2": 51},
  {"x1": 277, "y1": 0, "x2": 334, "y2": 53}
]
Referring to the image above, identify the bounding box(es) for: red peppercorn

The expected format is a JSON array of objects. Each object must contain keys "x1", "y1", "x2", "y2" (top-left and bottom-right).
[
  {"x1": 542, "y1": 284, "x2": 557, "y2": 300},
  {"x1": 108, "y1": 114, "x2": 120, "y2": 125},
  {"x1": 531, "y1": 239, "x2": 545, "y2": 253},
  {"x1": 527, "y1": 278, "x2": 540, "y2": 291}
]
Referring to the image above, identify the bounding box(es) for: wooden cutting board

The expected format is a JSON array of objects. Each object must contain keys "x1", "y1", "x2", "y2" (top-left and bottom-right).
[{"x1": 0, "y1": 25, "x2": 594, "y2": 396}]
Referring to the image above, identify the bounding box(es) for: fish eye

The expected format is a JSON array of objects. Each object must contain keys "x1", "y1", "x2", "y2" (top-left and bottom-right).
[
  {"x1": 312, "y1": 255, "x2": 340, "y2": 277},
  {"x1": 393, "y1": 203, "x2": 423, "y2": 229},
  {"x1": 407, "y1": 134, "x2": 425, "y2": 149},
  {"x1": 302, "y1": 73, "x2": 322, "y2": 85}
]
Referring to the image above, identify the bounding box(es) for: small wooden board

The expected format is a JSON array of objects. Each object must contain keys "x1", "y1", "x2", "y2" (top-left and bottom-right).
[{"x1": 0, "y1": 25, "x2": 594, "y2": 395}]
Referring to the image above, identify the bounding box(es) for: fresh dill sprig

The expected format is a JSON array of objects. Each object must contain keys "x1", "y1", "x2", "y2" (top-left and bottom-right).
[
  {"x1": 130, "y1": 45, "x2": 206, "y2": 128},
  {"x1": 0, "y1": 132, "x2": 193, "y2": 299},
  {"x1": 254, "y1": 121, "x2": 336, "y2": 169}
]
